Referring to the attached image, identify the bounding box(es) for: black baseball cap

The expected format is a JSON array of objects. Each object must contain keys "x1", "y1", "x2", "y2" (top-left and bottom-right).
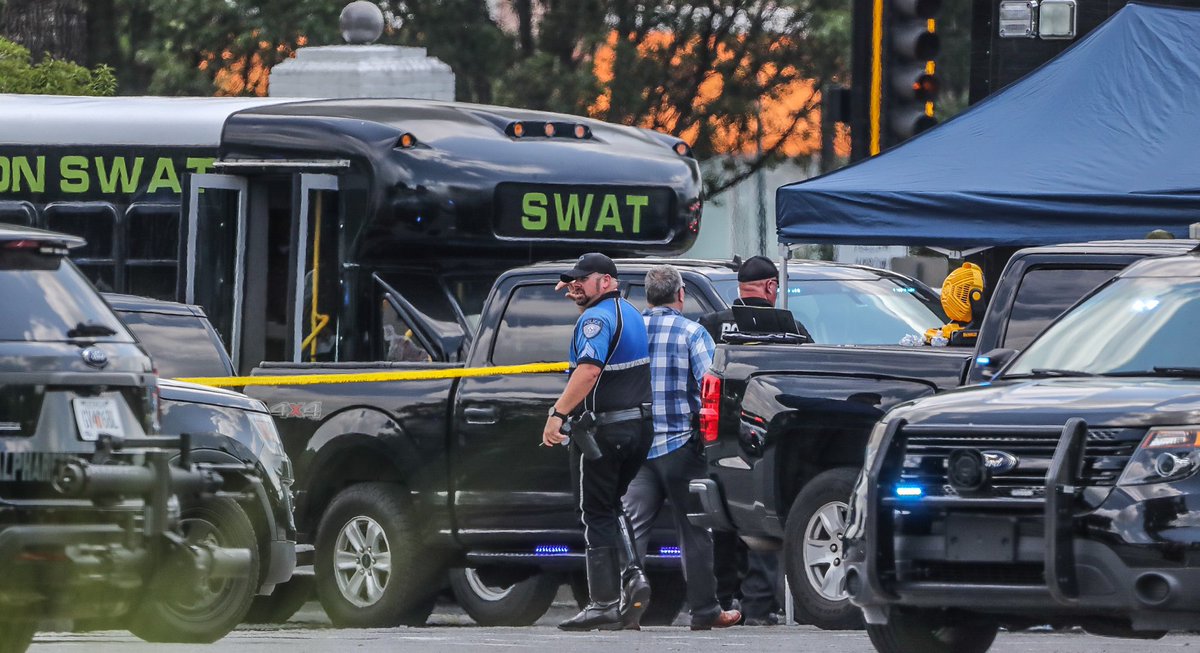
[
  {"x1": 560, "y1": 252, "x2": 618, "y2": 283},
  {"x1": 737, "y1": 255, "x2": 779, "y2": 283}
]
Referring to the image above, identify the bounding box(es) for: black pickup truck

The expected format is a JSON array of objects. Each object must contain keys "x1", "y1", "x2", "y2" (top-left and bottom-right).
[
  {"x1": 691, "y1": 239, "x2": 1197, "y2": 630},
  {"x1": 242, "y1": 257, "x2": 947, "y2": 629},
  {"x1": 846, "y1": 249, "x2": 1200, "y2": 652},
  {"x1": 0, "y1": 226, "x2": 255, "y2": 652}
]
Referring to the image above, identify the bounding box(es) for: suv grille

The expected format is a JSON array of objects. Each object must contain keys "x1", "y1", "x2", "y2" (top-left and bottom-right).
[
  {"x1": 903, "y1": 561, "x2": 1045, "y2": 585},
  {"x1": 898, "y1": 427, "x2": 1142, "y2": 495}
]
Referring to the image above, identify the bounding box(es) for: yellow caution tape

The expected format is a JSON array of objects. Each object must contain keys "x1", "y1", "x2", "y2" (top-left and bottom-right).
[{"x1": 176, "y1": 361, "x2": 570, "y2": 388}]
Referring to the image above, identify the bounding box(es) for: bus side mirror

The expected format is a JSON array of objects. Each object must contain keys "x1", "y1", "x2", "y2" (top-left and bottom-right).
[{"x1": 975, "y1": 348, "x2": 1017, "y2": 380}]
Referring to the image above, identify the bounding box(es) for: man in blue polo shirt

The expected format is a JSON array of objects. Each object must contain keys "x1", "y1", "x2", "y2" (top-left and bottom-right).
[{"x1": 543, "y1": 253, "x2": 652, "y2": 631}]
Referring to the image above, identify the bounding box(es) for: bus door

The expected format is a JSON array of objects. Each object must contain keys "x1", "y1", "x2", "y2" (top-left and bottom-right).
[
  {"x1": 183, "y1": 173, "x2": 249, "y2": 369},
  {"x1": 290, "y1": 173, "x2": 341, "y2": 364}
]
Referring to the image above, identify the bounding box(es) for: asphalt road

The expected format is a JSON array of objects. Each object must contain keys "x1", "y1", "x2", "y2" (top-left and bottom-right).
[{"x1": 26, "y1": 601, "x2": 1200, "y2": 653}]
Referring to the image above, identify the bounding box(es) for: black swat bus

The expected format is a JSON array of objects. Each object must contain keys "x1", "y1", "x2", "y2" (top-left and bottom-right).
[{"x1": 0, "y1": 95, "x2": 702, "y2": 373}]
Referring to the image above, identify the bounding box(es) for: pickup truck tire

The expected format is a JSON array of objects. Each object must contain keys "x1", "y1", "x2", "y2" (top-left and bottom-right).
[
  {"x1": 571, "y1": 570, "x2": 685, "y2": 626},
  {"x1": 0, "y1": 622, "x2": 35, "y2": 653},
  {"x1": 784, "y1": 467, "x2": 862, "y2": 630},
  {"x1": 865, "y1": 608, "x2": 998, "y2": 653},
  {"x1": 315, "y1": 483, "x2": 442, "y2": 628},
  {"x1": 448, "y1": 567, "x2": 558, "y2": 626},
  {"x1": 128, "y1": 498, "x2": 260, "y2": 643}
]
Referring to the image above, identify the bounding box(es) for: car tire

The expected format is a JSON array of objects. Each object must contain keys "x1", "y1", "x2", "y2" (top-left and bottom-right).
[
  {"x1": 866, "y1": 608, "x2": 998, "y2": 653},
  {"x1": 0, "y1": 622, "x2": 35, "y2": 653},
  {"x1": 128, "y1": 498, "x2": 261, "y2": 643},
  {"x1": 244, "y1": 574, "x2": 314, "y2": 624},
  {"x1": 783, "y1": 467, "x2": 863, "y2": 630},
  {"x1": 449, "y1": 567, "x2": 559, "y2": 626},
  {"x1": 314, "y1": 483, "x2": 443, "y2": 628}
]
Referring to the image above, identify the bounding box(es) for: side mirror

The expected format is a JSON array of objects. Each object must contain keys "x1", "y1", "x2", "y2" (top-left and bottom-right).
[{"x1": 975, "y1": 348, "x2": 1017, "y2": 380}]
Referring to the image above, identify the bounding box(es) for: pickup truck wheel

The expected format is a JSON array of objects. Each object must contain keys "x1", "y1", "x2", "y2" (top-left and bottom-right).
[
  {"x1": 315, "y1": 483, "x2": 442, "y2": 628},
  {"x1": 866, "y1": 608, "x2": 998, "y2": 653},
  {"x1": 448, "y1": 567, "x2": 558, "y2": 626},
  {"x1": 128, "y1": 498, "x2": 260, "y2": 643},
  {"x1": 784, "y1": 467, "x2": 862, "y2": 630},
  {"x1": 0, "y1": 622, "x2": 35, "y2": 653}
]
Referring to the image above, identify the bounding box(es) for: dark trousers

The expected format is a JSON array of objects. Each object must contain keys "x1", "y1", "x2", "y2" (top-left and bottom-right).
[
  {"x1": 741, "y1": 550, "x2": 781, "y2": 619},
  {"x1": 569, "y1": 418, "x2": 652, "y2": 551},
  {"x1": 621, "y1": 436, "x2": 721, "y2": 622}
]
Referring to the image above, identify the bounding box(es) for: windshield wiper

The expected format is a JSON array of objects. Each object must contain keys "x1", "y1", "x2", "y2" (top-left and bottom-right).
[
  {"x1": 1007, "y1": 368, "x2": 1097, "y2": 378},
  {"x1": 1104, "y1": 367, "x2": 1200, "y2": 379},
  {"x1": 67, "y1": 321, "x2": 117, "y2": 338}
]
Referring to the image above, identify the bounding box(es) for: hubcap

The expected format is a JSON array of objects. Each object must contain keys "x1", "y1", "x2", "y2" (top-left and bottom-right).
[
  {"x1": 803, "y1": 500, "x2": 850, "y2": 602},
  {"x1": 463, "y1": 567, "x2": 515, "y2": 602},
  {"x1": 333, "y1": 516, "x2": 392, "y2": 607}
]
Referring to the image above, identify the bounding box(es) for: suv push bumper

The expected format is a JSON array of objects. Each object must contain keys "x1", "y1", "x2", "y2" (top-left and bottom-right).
[{"x1": 848, "y1": 418, "x2": 1200, "y2": 632}]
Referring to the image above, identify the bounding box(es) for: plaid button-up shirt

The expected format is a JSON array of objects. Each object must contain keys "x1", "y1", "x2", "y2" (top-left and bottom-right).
[{"x1": 642, "y1": 306, "x2": 716, "y2": 459}]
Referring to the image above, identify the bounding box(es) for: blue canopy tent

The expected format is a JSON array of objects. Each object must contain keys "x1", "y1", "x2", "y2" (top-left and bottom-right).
[{"x1": 776, "y1": 3, "x2": 1200, "y2": 248}]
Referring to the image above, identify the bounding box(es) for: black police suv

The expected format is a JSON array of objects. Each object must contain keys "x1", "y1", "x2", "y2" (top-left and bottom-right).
[
  {"x1": 104, "y1": 293, "x2": 300, "y2": 627},
  {"x1": 0, "y1": 226, "x2": 256, "y2": 653},
  {"x1": 846, "y1": 250, "x2": 1200, "y2": 651}
]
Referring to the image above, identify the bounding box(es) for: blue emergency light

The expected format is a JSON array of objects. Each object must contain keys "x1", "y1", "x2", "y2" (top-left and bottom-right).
[
  {"x1": 658, "y1": 546, "x2": 682, "y2": 558},
  {"x1": 895, "y1": 485, "x2": 924, "y2": 498},
  {"x1": 534, "y1": 544, "x2": 570, "y2": 556}
]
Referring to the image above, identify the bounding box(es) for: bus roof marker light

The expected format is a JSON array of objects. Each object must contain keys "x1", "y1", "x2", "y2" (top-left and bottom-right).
[
  {"x1": 397, "y1": 133, "x2": 417, "y2": 149},
  {"x1": 543, "y1": 122, "x2": 556, "y2": 137},
  {"x1": 895, "y1": 485, "x2": 923, "y2": 498},
  {"x1": 673, "y1": 142, "x2": 692, "y2": 157},
  {"x1": 511, "y1": 122, "x2": 525, "y2": 138},
  {"x1": 574, "y1": 124, "x2": 588, "y2": 139}
]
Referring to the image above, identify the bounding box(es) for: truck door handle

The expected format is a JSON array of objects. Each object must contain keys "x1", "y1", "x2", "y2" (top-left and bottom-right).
[{"x1": 464, "y1": 406, "x2": 498, "y2": 425}]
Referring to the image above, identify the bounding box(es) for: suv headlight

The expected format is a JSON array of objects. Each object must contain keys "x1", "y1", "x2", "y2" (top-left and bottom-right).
[{"x1": 1118, "y1": 427, "x2": 1200, "y2": 486}]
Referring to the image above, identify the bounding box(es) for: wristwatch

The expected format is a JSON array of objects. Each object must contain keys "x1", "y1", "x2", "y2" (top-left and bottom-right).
[{"x1": 548, "y1": 407, "x2": 569, "y2": 421}]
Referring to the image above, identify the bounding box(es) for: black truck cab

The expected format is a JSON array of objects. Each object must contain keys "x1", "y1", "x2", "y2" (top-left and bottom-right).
[{"x1": 847, "y1": 250, "x2": 1200, "y2": 651}]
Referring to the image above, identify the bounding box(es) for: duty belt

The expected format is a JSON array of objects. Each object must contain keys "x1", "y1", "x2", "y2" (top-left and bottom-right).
[{"x1": 594, "y1": 405, "x2": 650, "y2": 426}]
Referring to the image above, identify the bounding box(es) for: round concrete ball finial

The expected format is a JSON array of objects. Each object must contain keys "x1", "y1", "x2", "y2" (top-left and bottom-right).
[{"x1": 340, "y1": 1, "x2": 385, "y2": 44}]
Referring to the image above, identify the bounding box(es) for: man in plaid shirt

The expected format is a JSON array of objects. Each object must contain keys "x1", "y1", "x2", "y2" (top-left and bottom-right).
[{"x1": 621, "y1": 264, "x2": 740, "y2": 630}]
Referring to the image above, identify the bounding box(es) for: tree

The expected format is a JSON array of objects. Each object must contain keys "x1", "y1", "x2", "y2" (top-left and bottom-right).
[
  {"x1": 1, "y1": 0, "x2": 87, "y2": 63},
  {"x1": 0, "y1": 36, "x2": 115, "y2": 95}
]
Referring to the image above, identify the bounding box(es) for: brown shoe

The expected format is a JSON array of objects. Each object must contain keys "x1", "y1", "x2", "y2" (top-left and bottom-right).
[{"x1": 691, "y1": 609, "x2": 742, "y2": 630}]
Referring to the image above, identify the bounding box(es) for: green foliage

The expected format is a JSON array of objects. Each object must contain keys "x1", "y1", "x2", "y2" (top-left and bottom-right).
[{"x1": 0, "y1": 36, "x2": 115, "y2": 95}]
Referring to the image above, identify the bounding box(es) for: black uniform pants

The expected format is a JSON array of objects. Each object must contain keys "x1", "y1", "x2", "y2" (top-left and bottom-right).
[
  {"x1": 622, "y1": 435, "x2": 721, "y2": 623},
  {"x1": 569, "y1": 418, "x2": 652, "y2": 551}
]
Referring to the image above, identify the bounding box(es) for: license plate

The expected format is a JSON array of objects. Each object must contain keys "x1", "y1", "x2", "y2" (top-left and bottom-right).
[
  {"x1": 73, "y1": 397, "x2": 123, "y2": 441},
  {"x1": 945, "y1": 514, "x2": 1017, "y2": 562}
]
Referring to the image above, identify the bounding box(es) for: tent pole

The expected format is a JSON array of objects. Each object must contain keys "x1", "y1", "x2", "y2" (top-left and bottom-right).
[{"x1": 779, "y1": 243, "x2": 791, "y2": 310}]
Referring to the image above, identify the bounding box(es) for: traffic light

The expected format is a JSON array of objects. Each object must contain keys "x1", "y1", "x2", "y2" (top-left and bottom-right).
[{"x1": 883, "y1": 0, "x2": 940, "y2": 147}]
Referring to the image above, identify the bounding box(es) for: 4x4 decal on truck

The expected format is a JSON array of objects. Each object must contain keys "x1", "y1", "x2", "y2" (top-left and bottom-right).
[{"x1": 270, "y1": 401, "x2": 322, "y2": 420}]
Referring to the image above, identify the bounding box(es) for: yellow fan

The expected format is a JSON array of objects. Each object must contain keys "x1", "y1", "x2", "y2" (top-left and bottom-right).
[{"x1": 926, "y1": 262, "x2": 984, "y2": 345}]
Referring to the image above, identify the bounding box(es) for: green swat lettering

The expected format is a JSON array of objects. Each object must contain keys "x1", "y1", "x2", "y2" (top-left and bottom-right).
[
  {"x1": 59, "y1": 156, "x2": 89, "y2": 193},
  {"x1": 146, "y1": 157, "x2": 181, "y2": 193},
  {"x1": 554, "y1": 193, "x2": 593, "y2": 231},
  {"x1": 95, "y1": 157, "x2": 143, "y2": 194},
  {"x1": 0, "y1": 158, "x2": 9, "y2": 192},
  {"x1": 186, "y1": 157, "x2": 216, "y2": 175},
  {"x1": 593, "y1": 195, "x2": 622, "y2": 233},
  {"x1": 625, "y1": 195, "x2": 649, "y2": 234},
  {"x1": 521, "y1": 192, "x2": 548, "y2": 230},
  {"x1": 13, "y1": 156, "x2": 44, "y2": 193}
]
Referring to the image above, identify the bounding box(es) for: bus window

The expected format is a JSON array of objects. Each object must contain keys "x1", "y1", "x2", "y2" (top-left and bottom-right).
[
  {"x1": 0, "y1": 201, "x2": 36, "y2": 227},
  {"x1": 125, "y1": 204, "x2": 179, "y2": 300},
  {"x1": 44, "y1": 203, "x2": 120, "y2": 292},
  {"x1": 490, "y1": 284, "x2": 577, "y2": 366},
  {"x1": 380, "y1": 298, "x2": 432, "y2": 363}
]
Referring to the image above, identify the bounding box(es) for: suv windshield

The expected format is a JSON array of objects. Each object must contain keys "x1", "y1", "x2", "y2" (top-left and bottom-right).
[
  {"x1": 714, "y1": 276, "x2": 946, "y2": 345},
  {"x1": 1006, "y1": 276, "x2": 1200, "y2": 376},
  {"x1": 0, "y1": 252, "x2": 130, "y2": 343}
]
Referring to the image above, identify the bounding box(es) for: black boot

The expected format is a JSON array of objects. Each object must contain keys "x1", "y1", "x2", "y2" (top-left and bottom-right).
[
  {"x1": 617, "y1": 511, "x2": 651, "y2": 629},
  {"x1": 559, "y1": 547, "x2": 622, "y2": 631}
]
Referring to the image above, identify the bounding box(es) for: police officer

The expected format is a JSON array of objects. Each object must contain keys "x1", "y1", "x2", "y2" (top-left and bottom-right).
[
  {"x1": 543, "y1": 253, "x2": 653, "y2": 631},
  {"x1": 699, "y1": 254, "x2": 809, "y2": 343}
]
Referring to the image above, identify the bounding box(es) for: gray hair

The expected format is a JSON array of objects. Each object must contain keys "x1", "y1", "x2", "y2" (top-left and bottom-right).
[{"x1": 645, "y1": 264, "x2": 683, "y2": 306}]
